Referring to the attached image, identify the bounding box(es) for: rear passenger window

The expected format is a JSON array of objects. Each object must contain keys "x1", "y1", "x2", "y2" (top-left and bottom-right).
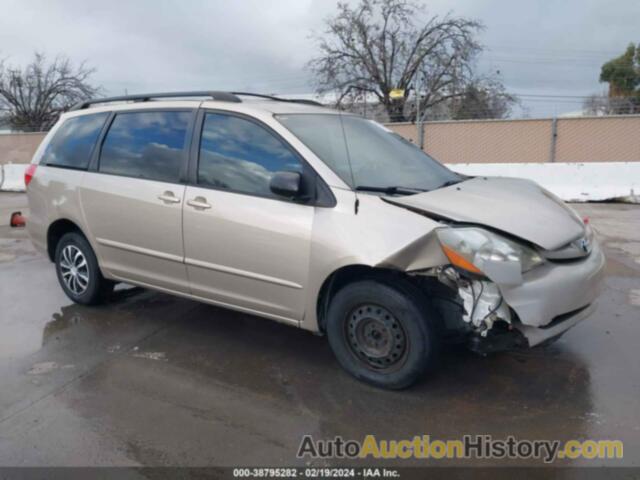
[
  {"x1": 99, "y1": 111, "x2": 190, "y2": 183},
  {"x1": 42, "y1": 113, "x2": 109, "y2": 169},
  {"x1": 198, "y1": 113, "x2": 303, "y2": 197}
]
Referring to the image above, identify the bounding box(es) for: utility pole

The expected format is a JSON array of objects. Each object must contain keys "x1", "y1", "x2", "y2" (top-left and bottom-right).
[{"x1": 362, "y1": 87, "x2": 367, "y2": 119}]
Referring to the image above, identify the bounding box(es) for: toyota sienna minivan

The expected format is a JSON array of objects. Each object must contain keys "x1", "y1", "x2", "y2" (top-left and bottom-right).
[{"x1": 25, "y1": 91, "x2": 605, "y2": 389}]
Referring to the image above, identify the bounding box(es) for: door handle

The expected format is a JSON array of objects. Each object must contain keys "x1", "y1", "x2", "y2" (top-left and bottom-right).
[
  {"x1": 187, "y1": 196, "x2": 212, "y2": 210},
  {"x1": 158, "y1": 191, "x2": 181, "y2": 204}
]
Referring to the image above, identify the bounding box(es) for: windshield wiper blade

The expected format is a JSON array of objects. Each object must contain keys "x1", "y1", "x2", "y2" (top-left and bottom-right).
[
  {"x1": 355, "y1": 185, "x2": 428, "y2": 195},
  {"x1": 436, "y1": 179, "x2": 463, "y2": 189}
]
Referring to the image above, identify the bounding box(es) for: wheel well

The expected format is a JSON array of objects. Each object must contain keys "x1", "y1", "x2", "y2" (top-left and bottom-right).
[
  {"x1": 316, "y1": 265, "x2": 426, "y2": 333},
  {"x1": 46, "y1": 219, "x2": 83, "y2": 261}
]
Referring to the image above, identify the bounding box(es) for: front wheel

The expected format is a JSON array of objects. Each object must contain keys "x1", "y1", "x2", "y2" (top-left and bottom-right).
[
  {"x1": 326, "y1": 279, "x2": 439, "y2": 389},
  {"x1": 55, "y1": 232, "x2": 113, "y2": 305}
]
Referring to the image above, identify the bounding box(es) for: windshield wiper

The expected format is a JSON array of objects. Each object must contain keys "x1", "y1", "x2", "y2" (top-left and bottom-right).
[
  {"x1": 355, "y1": 185, "x2": 428, "y2": 195},
  {"x1": 435, "y1": 179, "x2": 463, "y2": 189}
]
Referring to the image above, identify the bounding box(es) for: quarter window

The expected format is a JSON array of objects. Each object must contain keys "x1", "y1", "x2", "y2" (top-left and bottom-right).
[
  {"x1": 42, "y1": 113, "x2": 109, "y2": 169},
  {"x1": 198, "y1": 113, "x2": 303, "y2": 197},
  {"x1": 99, "y1": 111, "x2": 191, "y2": 183}
]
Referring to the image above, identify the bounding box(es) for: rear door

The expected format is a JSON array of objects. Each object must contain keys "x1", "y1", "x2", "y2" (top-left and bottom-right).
[
  {"x1": 182, "y1": 111, "x2": 315, "y2": 322},
  {"x1": 80, "y1": 108, "x2": 195, "y2": 293}
]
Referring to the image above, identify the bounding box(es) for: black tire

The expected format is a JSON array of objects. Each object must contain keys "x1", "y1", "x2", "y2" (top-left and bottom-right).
[
  {"x1": 54, "y1": 232, "x2": 113, "y2": 305},
  {"x1": 326, "y1": 279, "x2": 440, "y2": 390}
]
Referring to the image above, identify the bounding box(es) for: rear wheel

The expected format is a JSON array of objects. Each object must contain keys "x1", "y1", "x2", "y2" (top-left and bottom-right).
[
  {"x1": 55, "y1": 232, "x2": 113, "y2": 305},
  {"x1": 326, "y1": 279, "x2": 439, "y2": 389}
]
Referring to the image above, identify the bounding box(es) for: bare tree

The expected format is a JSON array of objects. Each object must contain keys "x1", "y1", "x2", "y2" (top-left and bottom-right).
[
  {"x1": 448, "y1": 77, "x2": 518, "y2": 120},
  {"x1": 583, "y1": 94, "x2": 611, "y2": 116},
  {"x1": 0, "y1": 53, "x2": 101, "y2": 131},
  {"x1": 583, "y1": 93, "x2": 638, "y2": 116},
  {"x1": 309, "y1": 0, "x2": 483, "y2": 122}
]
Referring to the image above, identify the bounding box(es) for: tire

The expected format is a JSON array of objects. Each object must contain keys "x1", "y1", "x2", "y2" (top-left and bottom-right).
[
  {"x1": 54, "y1": 232, "x2": 113, "y2": 305},
  {"x1": 326, "y1": 279, "x2": 440, "y2": 390}
]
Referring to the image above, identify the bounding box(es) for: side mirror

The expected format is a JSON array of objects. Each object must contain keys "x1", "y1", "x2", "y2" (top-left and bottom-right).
[{"x1": 270, "y1": 171, "x2": 302, "y2": 198}]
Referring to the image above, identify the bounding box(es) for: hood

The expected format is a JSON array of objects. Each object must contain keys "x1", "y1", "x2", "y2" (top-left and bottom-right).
[{"x1": 384, "y1": 177, "x2": 585, "y2": 251}]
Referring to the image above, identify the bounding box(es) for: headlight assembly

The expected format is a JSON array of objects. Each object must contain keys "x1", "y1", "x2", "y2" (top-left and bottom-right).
[{"x1": 436, "y1": 227, "x2": 544, "y2": 284}]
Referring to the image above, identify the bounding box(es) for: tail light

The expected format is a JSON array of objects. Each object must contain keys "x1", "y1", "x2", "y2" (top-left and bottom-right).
[{"x1": 24, "y1": 164, "x2": 37, "y2": 187}]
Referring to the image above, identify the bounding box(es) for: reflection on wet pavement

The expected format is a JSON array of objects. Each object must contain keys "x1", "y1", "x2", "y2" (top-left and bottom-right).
[{"x1": 0, "y1": 200, "x2": 638, "y2": 468}]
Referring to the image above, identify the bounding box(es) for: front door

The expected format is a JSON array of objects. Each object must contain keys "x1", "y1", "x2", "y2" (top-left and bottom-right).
[{"x1": 182, "y1": 112, "x2": 314, "y2": 322}]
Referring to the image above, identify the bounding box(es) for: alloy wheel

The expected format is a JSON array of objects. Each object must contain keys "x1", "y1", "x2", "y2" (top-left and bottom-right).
[{"x1": 59, "y1": 245, "x2": 90, "y2": 295}]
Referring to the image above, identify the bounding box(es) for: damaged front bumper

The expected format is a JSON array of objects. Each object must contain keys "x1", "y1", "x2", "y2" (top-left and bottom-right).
[
  {"x1": 514, "y1": 303, "x2": 596, "y2": 347},
  {"x1": 501, "y1": 241, "x2": 605, "y2": 329},
  {"x1": 435, "y1": 239, "x2": 605, "y2": 351},
  {"x1": 467, "y1": 302, "x2": 597, "y2": 354},
  {"x1": 504, "y1": 240, "x2": 605, "y2": 347}
]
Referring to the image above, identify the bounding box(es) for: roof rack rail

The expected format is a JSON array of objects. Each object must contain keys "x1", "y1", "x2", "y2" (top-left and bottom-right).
[
  {"x1": 231, "y1": 92, "x2": 324, "y2": 107},
  {"x1": 70, "y1": 90, "x2": 325, "y2": 111},
  {"x1": 70, "y1": 91, "x2": 242, "y2": 111}
]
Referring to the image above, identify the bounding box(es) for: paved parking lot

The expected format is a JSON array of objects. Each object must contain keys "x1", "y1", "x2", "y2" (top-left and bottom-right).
[{"x1": 0, "y1": 192, "x2": 639, "y2": 469}]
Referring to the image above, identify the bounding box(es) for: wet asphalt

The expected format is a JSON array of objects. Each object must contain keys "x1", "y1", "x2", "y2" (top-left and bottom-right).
[{"x1": 0, "y1": 192, "x2": 639, "y2": 469}]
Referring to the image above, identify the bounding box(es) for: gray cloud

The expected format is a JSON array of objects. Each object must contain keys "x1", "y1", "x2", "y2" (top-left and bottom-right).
[{"x1": 1, "y1": 0, "x2": 637, "y2": 116}]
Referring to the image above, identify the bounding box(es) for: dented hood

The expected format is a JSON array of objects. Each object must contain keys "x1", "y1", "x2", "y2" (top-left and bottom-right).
[{"x1": 384, "y1": 177, "x2": 585, "y2": 250}]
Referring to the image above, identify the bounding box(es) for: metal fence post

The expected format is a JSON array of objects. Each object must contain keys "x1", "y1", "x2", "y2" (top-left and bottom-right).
[
  {"x1": 416, "y1": 74, "x2": 424, "y2": 149},
  {"x1": 549, "y1": 117, "x2": 558, "y2": 162}
]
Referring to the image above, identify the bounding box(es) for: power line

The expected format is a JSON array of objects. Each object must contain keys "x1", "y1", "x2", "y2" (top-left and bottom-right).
[
  {"x1": 512, "y1": 93, "x2": 602, "y2": 99},
  {"x1": 485, "y1": 43, "x2": 625, "y2": 56}
]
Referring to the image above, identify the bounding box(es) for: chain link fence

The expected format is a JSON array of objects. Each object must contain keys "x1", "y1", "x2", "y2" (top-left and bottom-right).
[
  {"x1": 385, "y1": 115, "x2": 640, "y2": 164},
  {"x1": 0, "y1": 131, "x2": 45, "y2": 166},
  {"x1": 2, "y1": 103, "x2": 640, "y2": 166}
]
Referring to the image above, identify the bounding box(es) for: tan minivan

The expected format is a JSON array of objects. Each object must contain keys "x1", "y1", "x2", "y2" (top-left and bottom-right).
[{"x1": 26, "y1": 91, "x2": 605, "y2": 389}]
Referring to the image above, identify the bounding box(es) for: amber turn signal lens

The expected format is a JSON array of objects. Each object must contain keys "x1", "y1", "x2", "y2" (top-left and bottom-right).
[{"x1": 441, "y1": 245, "x2": 483, "y2": 274}]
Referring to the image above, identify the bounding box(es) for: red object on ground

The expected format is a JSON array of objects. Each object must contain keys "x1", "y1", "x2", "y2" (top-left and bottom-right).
[
  {"x1": 10, "y1": 212, "x2": 25, "y2": 228},
  {"x1": 583, "y1": 216, "x2": 590, "y2": 225},
  {"x1": 24, "y1": 164, "x2": 37, "y2": 187}
]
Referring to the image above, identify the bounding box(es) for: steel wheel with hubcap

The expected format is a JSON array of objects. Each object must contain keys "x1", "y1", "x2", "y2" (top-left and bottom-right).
[{"x1": 346, "y1": 304, "x2": 408, "y2": 372}]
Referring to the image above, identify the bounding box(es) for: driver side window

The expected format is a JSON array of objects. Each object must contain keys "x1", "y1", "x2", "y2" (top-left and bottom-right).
[{"x1": 198, "y1": 113, "x2": 303, "y2": 198}]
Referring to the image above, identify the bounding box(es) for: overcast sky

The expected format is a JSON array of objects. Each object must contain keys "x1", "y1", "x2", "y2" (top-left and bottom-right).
[{"x1": 1, "y1": 0, "x2": 638, "y2": 117}]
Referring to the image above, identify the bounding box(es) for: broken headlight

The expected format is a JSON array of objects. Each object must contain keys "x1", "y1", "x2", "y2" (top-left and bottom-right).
[{"x1": 436, "y1": 227, "x2": 545, "y2": 281}]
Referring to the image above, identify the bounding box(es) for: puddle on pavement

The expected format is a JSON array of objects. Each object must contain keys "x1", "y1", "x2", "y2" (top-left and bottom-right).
[
  {"x1": 0, "y1": 229, "x2": 38, "y2": 263},
  {"x1": 606, "y1": 241, "x2": 640, "y2": 265},
  {"x1": 604, "y1": 255, "x2": 640, "y2": 277},
  {"x1": 0, "y1": 279, "x2": 177, "y2": 363}
]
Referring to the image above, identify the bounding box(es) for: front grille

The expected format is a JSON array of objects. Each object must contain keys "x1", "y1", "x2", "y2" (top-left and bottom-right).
[
  {"x1": 541, "y1": 234, "x2": 593, "y2": 261},
  {"x1": 546, "y1": 254, "x2": 590, "y2": 265}
]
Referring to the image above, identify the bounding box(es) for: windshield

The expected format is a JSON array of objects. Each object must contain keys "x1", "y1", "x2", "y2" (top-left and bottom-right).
[{"x1": 276, "y1": 113, "x2": 461, "y2": 193}]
